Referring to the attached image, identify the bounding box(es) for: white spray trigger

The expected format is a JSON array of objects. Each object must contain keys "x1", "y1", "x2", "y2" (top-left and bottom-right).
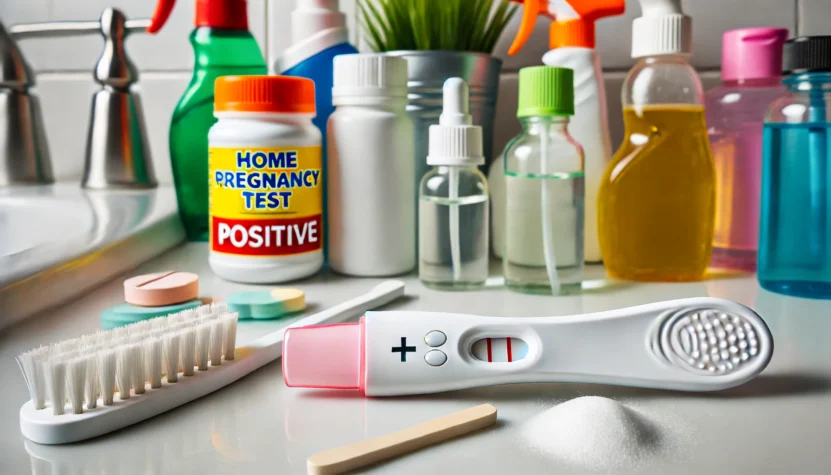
[{"x1": 440, "y1": 78, "x2": 472, "y2": 126}]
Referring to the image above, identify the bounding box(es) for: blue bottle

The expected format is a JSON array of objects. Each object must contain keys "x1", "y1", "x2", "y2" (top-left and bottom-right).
[
  {"x1": 276, "y1": 0, "x2": 358, "y2": 259},
  {"x1": 759, "y1": 36, "x2": 831, "y2": 298}
]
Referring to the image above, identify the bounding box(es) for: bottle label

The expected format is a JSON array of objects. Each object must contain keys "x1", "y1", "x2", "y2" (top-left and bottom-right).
[{"x1": 209, "y1": 146, "x2": 323, "y2": 257}]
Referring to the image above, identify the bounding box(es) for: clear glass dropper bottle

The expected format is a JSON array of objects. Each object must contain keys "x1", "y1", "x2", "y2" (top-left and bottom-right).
[{"x1": 419, "y1": 78, "x2": 489, "y2": 290}]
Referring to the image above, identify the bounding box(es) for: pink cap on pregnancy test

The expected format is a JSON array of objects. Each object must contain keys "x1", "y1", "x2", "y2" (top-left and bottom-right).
[{"x1": 282, "y1": 320, "x2": 365, "y2": 390}]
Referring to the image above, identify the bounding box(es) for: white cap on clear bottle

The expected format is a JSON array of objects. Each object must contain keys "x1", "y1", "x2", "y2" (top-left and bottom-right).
[
  {"x1": 427, "y1": 78, "x2": 484, "y2": 167},
  {"x1": 631, "y1": 0, "x2": 692, "y2": 58},
  {"x1": 331, "y1": 54, "x2": 408, "y2": 104}
]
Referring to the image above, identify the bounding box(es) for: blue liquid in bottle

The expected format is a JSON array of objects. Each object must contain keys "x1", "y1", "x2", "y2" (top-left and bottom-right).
[{"x1": 759, "y1": 70, "x2": 831, "y2": 298}]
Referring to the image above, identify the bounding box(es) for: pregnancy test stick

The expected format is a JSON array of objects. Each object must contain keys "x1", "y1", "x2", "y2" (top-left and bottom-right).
[
  {"x1": 306, "y1": 404, "x2": 497, "y2": 475},
  {"x1": 284, "y1": 298, "x2": 773, "y2": 396}
]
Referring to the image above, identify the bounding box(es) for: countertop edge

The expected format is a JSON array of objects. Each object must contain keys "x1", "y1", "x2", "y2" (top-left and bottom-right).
[{"x1": 0, "y1": 213, "x2": 185, "y2": 331}]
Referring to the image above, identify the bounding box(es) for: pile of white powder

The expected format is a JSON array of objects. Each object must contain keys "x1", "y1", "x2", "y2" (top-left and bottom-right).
[{"x1": 521, "y1": 396, "x2": 668, "y2": 471}]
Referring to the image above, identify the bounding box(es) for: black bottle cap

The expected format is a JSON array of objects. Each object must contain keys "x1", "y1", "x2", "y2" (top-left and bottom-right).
[{"x1": 783, "y1": 36, "x2": 831, "y2": 74}]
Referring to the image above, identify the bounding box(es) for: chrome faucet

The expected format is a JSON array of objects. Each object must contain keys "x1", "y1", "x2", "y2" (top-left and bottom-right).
[
  {"x1": 0, "y1": 21, "x2": 51, "y2": 185},
  {"x1": 2, "y1": 7, "x2": 157, "y2": 189}
]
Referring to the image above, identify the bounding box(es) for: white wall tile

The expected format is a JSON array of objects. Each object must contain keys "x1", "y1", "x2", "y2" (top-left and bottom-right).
[
  {"x1": 135, "y1": 73, "x2": 192, "y2": 184},
  {"x1": 492, "y1": 0, "x2": 797, "y2": 72},
  {"x1": 799, "y1": 0, "x2": 831, "y2": 36},
  {"x1": 34, "y1": 75, "x2": 98, "y2": 181},
  {"x1": 684, "y1": 0, "x2": 796, "y2": 69},
  {"x1": 1, "y1": 0, "x2": 267, "y2": 72},
  {"x1": 604, "y1": 72, "x2": 626, "y2": 151},
  {"x1": 269, "y1": 0, "x2": 359, "y2": 72},
  {"x1": 34, "y1": 73, "x2": 188, "y2": 183}
]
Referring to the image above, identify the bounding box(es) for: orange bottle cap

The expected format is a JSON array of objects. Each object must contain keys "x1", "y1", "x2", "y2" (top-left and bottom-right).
[
  {"x1": 550, "y1": 18, "x2": 595, "y2": 49},
  {"x1": 214, "y1": 76, "x2": 316, "y2": 114}
]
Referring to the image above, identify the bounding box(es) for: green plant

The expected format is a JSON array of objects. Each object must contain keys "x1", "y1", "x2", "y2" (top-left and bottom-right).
[{"x1": 360, "y1": 0, "x2": 518, "y2": 53}]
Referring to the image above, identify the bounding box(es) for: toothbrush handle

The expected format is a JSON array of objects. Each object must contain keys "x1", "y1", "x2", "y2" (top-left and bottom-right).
[
  {"x1": 362, "y1": 298, "x2": 772, "y2": 395},
  {"x1": 247, "y1": 280, "x2": 406, "y2": 358}
]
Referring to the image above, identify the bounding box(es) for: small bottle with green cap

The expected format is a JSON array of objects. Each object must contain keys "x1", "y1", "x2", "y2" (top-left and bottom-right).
[{"x1": 502, "y1": 66, "x2": 585, "y2": 295}]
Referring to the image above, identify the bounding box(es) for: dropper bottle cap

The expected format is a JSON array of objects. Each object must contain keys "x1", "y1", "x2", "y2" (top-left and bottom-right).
[
  {"x1": 427, "y1": 78, "x2": 484, "y2": 166},
  {"x1": 631, "y1": 0, "x2": 692, "y2": 58}
]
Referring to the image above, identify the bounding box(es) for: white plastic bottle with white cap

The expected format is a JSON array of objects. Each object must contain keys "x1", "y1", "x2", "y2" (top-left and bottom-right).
[
  {"x1": 419, "y1": 78, "x2": 489, "y2": 290},
  {"x1": 327, "y1": 54, "x2": 415, "y2": 276}
]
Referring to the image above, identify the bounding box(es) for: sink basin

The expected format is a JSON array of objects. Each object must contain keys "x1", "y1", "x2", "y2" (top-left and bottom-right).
[
  {"x1": 0, "y1": 193, "x2": 95, "y2": 257},
  {"x1": 0, "y1": 184, "x2": 184, "y2": 330}
]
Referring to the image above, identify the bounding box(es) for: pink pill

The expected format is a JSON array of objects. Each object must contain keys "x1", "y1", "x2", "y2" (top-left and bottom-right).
[{"x1": 124, "y1": 271, "x2": 199, "y2": 307}]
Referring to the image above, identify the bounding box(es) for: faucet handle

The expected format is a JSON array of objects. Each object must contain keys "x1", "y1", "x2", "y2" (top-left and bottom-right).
[
  {"x1": 9, "y1": 8, "x2": 149, "y2": 90},
  {"x1": 8, "y1": 20, "x2": 101, "y2": 38},
  {"x1": 0, "y1": 21, "x2": 36, "y2": 90},
  {"x1": 9, "y1": 15, "x2": 149, "y2": 37},
  {"x1": 95, "y1": 8, "x2": 146, "y2": 90},
  {"x1": 1, "y1": 8, "x2": 155, "y2": 188}
]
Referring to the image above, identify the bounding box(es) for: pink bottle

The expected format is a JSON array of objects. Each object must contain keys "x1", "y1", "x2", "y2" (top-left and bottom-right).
[{"x1": 706, "y1": 27, "x2": 788, "y2": 272}]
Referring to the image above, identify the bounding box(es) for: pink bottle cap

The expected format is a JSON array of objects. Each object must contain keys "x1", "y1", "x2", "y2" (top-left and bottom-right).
[
  {"x1": 283, "y1": 321, "x2": 364, "y2": 390},
  {"x1": 722, "y1": 27, "x2": 789, "y2": 82}
]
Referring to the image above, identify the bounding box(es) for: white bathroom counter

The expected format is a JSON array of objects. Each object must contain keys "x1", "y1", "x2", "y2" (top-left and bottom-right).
[{"x1": 1, "y1": 244, "x2": 830, "y2": 474}]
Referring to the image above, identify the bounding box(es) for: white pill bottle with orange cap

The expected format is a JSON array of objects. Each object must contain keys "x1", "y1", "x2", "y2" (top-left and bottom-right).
[
  {"x1": 490, "y1": 0, "x2": 624, "y2": 263},
  {"x1": 208, "y1": 75, "x2": 324, "y2": 283}
]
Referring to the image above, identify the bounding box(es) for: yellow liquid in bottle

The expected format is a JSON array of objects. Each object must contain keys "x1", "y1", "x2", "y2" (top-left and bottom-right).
[{"x1": 598, "y1": 105, "x2": 715, "y2": 281}]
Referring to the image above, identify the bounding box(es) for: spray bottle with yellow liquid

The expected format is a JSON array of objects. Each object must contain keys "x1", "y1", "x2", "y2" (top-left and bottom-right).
[{"x1": 597, "y1": 0, "x2": 715, "y2": 281}]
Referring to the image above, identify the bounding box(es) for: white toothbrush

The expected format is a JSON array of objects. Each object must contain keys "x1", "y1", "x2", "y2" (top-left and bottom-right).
[
  {"x1": 17, "y1": 280, "x2": 406, "y2": 445},
  {"x1": 283, "y1": 297, "x2": 773, "y2": 395}
]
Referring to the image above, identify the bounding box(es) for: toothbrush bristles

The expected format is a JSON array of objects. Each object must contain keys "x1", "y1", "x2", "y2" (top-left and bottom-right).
[
  {"x1": 45, "y1": 360, "x2": 67, "y2": 416},
  {"x1": 16, "y1": 303, "x2": 236, "y2": 415},
  {"x1": 85, "y1": 354, "x2": 99, "y2": 410},
  {"x1": 66, "y1": 357, "x2": 87, "y2": 414},
  {"x1": 163, "y1": 332, "x2": 181, "y2": 383},
  {"x1": 99, "y1": 350, "x2": 116, "y2": 406},
  {"x1": 209, "y1": 318, "x2": 224, "y2": 367},
  {"x1": 223, "y1": 313, "x2": 239, "y2": 361},
  {"x1": 147, "y1": 337, "x2": 163, "y2": 389},
  {"x1": 116, "y1": 344, "x2": 133, "y2": 401},
  {"x1": 181, "y1": 327, "x2": 196, "y2": 377},
  {"x1": 195, "y1": 322, "x2": 212, "y2": 372}
]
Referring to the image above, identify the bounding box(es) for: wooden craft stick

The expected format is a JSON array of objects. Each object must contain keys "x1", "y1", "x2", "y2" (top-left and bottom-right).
[{"x1": 307, "y1": 404, "x2": 498, "y2": 475}]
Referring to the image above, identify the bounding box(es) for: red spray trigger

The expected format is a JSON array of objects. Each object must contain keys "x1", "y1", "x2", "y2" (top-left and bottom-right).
[{"x1": 147, "y1": 0, "x2": 175, "y2": 34}]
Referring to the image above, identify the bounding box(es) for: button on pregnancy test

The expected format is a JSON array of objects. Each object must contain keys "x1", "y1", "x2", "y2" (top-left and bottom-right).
[
  {"x1": 424, "y1": 330, "x2": 446, "y2": 347},
  {"x1": 424, "y1": 350, "x2": 447, "y2": 366},
  {"x1": 124, "y1": 271, "x2": 199, "y2": 307}
]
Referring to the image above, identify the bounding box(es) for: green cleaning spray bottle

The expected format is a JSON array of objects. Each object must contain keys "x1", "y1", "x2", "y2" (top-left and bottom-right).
[{"x1": 148, "y1": 0, "x2": 267, "y2": 241}]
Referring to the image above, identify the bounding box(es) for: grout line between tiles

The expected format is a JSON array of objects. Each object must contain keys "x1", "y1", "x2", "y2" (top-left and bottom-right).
[
  {"x1": 265, "y1": 0, "x2": 271, "y2": 70},
  {"x1": 796, "y1": 0, "x2": 803, "y2": 36},
  {"x1": 499, "y1": 68, "x2": 720, "y2": 77},
  {"x1": 36, "y1": 70, "x2": 193, "y2": 80}
]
